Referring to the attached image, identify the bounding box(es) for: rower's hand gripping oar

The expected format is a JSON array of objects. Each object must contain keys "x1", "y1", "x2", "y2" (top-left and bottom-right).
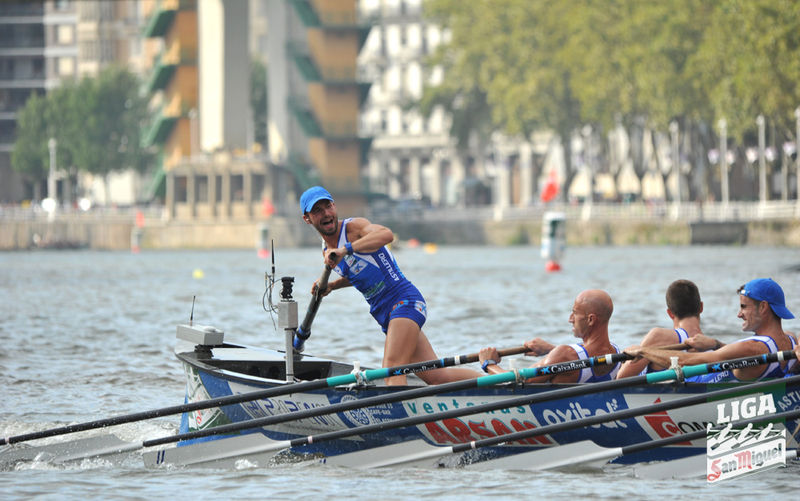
[{"x1": 292, "y1": 265, "x2": 332, "y2": 352}]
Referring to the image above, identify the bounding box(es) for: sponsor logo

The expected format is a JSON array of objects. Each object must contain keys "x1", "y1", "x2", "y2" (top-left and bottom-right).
[
  {"x1": 378, "y1": 252, "x2": 400, "y2": 281},
  {"x1": 707, "y1": 424, "x2": 785, "y2": 482},
  {"x1": 641, "y1": 398, "x2": 693, "y2": 445},
  {"x1": 706, "y1": 393, "x2": 786, "y2": 483},
  {"x1": 339, "y1": 394, "x2": 373, "y2": 426}
]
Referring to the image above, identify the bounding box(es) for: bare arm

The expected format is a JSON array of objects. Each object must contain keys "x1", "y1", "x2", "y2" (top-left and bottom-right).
[
  {"x1": 525, "y1": 345, "x2": 580, "y2": 383},
  {"x1": 625, "y1": 339, "x2": 760, "y2": 369},
  {"x1": 323, "y1": 217, "x2": 394, "y2": 267},
  {"x1": 524, "y1": 338, "x2": 556, "y2": 357}
]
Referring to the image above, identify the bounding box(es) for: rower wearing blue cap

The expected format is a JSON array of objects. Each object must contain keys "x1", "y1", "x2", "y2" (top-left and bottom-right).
[
  {"x1": 625, "y1": 278, "x2": 797, "y2": 381},
  {"x1": 298, "y1": 186, "x2": 480, "y2": 385}
]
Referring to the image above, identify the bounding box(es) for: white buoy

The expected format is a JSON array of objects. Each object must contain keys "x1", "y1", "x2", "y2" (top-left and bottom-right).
[{"x1": 541, "y1": 211, "x2": 566, "y2": 272}]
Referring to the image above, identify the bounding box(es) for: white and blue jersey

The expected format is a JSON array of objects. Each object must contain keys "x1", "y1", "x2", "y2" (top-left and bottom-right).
[
  {"x1": 638, "y1": 328, "x2": 690, "y2": 376},
  {"x1": 330, "y1": 218, "x2": 427, "y2": 333},
  {"x1": 686, "y1": 334, "x2": 797, "y2": 383},
  {"x1": 567, "y1": 342, "x2": 622, "y2": 382}
]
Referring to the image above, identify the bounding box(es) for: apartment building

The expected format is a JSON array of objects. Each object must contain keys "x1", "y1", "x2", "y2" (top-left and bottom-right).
[{"x1": 0, "y1": 0, "x2": 143, "y2": 205}]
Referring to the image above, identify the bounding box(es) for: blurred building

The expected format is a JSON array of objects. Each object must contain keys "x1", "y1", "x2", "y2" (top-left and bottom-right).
[
  {"x1": 0, "y1": 0, "x2": 144, "y2": 205},
  {"x1": 264, "y1": 0, "x2": 374, "y2": 216},
  {"x1": 358, "y1": 0, "x2": 544, "y2": 209}
]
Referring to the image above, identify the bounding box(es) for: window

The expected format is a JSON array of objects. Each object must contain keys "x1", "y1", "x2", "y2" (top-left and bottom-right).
[
  {"x1": 57, "y1": 57, "x2": 75, "y2": 76},
  {"x1": 57, "y1": 25, "x2": 73, "y2": 45}
]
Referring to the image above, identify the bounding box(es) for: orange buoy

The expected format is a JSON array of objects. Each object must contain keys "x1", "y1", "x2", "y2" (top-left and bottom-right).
[{"x1": 545, "y1": 260, "x2": 561, "y2": 272}]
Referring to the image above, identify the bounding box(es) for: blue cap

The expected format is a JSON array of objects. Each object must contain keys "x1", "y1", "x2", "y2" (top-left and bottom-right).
[
  {"x1": 739, "y1": 278, "x2": 794, "y2": 319},
  {"x1": 300, "y1": 186, "x2": 334, "y2": 214}
]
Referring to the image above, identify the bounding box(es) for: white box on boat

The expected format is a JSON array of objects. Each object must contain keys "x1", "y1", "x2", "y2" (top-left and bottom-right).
[{"x1": 176, "y1": 324, "x2": 224, "y2": 346}]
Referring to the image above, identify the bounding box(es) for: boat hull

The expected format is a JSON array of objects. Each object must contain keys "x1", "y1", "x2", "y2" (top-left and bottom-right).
[{"x1": 175, "y1": 342, "x2": 800, "y2": 465}]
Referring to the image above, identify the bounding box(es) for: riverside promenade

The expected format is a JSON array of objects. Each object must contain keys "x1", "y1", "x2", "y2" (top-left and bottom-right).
[{"x1": 1, "y1": 201, "x2": 799, "y2": 251}]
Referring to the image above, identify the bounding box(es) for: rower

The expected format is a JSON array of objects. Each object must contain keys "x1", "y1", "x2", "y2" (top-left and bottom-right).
[{"x1": 479, "y1": 289, "x2": 622, "y2": 383}]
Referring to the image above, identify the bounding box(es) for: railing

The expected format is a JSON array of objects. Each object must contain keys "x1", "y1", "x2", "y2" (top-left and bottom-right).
[
  {"x1": 0, "y1": 205, "x2": 166, "y2": 222},
  {"x1": 3, "y1": 201, "x2": 798, "y2": 224},
  {"x1": 368, "y1": 201, "x2": 800, "y2": 223}
]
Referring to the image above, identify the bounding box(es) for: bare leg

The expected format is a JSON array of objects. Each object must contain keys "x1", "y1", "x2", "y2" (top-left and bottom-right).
[{"x1": 383, "y1": 318, "x2": 480, "y2": 385}]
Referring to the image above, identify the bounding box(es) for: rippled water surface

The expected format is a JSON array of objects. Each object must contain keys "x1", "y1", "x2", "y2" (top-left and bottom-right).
[{"x1": 2, "y1": 245, "x2": 800, "y2": 499}]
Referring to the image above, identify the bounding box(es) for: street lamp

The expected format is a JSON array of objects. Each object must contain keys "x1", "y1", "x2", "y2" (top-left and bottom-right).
[
  {"x1": 47, "y1": 137, "x2": 57, "y2": 202},
  {"x1": 44, "y1": 137, "x2": 58, "y2": 219},
  {"x1": 718, "y1": 119, "x2": 729, "y2": 213},
  {"x1": 757, "y1": 115, "x2": 767, "y2": 204},
  {"x1": 795, "y1": 107, "x2": 800, "y2": 214},
  {"x1": 669, "y1": 121, "x2": 680, "y2": 218}
]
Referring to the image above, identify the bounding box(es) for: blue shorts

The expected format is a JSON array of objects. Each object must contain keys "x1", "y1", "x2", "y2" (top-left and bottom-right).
[{"x1": 370, "y1": 289, "x2": 427, "y2": 333}]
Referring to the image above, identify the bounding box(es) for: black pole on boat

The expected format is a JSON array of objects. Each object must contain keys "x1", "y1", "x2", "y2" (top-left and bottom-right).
[
  {"x1": 189, "y1": 296, "x2": 195, "y2": 326},
  {"x1": 292, "y1": 265, "x2": 332, "y2": 352}
]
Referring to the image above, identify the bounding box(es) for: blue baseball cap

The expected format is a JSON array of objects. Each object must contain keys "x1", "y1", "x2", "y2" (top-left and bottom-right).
[
  {"x1": 739, "y1": 278, "x2": 795, "y2": 319},
  {"x1": 300, "y1": 186, "x2": 334, "y2": 214}
]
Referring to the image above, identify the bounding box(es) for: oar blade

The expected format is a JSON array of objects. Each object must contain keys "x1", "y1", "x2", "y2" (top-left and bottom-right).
[
  {"x1": 143, "y1": 433, "x2": 285, "y2": 469},
  {"x1": 0, "y1": 434, "x2": 132, "y2": 467},
  {"x1": 317, "y1": 439, "x2": 446, "y2": 469},
  {"x1": 466, "y1": 441, "x2": 619, "y2": 471}
]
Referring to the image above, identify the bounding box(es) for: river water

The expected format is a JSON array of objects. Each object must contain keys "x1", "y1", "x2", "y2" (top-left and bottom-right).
[{"x1": 1, "y1": 245, "x2": 800, "y2": 499}]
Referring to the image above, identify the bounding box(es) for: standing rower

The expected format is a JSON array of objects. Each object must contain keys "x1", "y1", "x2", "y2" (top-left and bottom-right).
[{"x1": 298, "y1": 186, "x2": 480, "y2": 385}]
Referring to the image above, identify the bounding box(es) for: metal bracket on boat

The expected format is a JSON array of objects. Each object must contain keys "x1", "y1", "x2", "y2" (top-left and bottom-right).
[
  {"x1": 670, "y1": 356, "x2": 685, "y2": 383},
  {"x1": 347, "y1": 361, "x2": 368, "y2": 389},
  {"x1": 512, "y1": 369, "x2": 526, "y2": 385}
]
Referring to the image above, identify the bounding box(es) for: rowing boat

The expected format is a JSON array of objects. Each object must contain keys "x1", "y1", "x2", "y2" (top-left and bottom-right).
[{"x1": 170, "y1": 322, "x2": 800, "y2": 467}]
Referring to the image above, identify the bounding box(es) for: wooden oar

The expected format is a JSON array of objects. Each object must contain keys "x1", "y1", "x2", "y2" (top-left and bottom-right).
[
  {"x1": 292, "y1": 265, "x2": 332, "y2": 352},
  {"x1": 140, "y1": 350, "x2": 795, "y2": 468},
  {"x1": 0, "y1": 345, "x2": 530, "y2": 448},
  {"x1": 327, "y1": 373, "x2": 800, "y2": 469},
  {"x1": 1, "y1": 347, "x2": 626, "y2": 466},
  {"x1": 465, "y1": 390, "x2": 800, "y2": 471},
  {"x1": 145, "y1": 359, "x2": 800, "y2": 469}
]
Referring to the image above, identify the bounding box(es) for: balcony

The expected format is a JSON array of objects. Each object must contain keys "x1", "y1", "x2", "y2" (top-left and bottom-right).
[
  {"x1": 289, "y1": 0, "x2": 374, "y2": 49},
  {"x1": 142, "y1": 103, "x2": 181, "y2": 148},
  {"x1": 286, "y1": 152, "x2": 320, "y2": 190},
  {"x1": 143, "y1": 0, "x2": 196, "y2": 38},
  {"x1": 144, "y1": 54, "x2": 177, "y2": 94},
  {"x1": 144, "y1": 42, "x2": 196, "y2": 93},
  {"x1": 287, "y1": 42, "x2": 321, "y2": 82},
  {"x1": 287, "y1": 96, "x2": 322, "y2": 137}
]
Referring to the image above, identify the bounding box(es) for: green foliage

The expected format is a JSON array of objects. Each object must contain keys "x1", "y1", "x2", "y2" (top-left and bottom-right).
[
  {"x1": 423, "y1": 0, "x2": 800, "y2": 147},
  {"x1": 11, "y1": 92, "x2": 49, "y2": 181},
  {"x1": 250, "y1": 57, "x2": 268, "y2": 149},
  {"x1": 11, "y1": 66, "x2": 152, "y2": 182}
]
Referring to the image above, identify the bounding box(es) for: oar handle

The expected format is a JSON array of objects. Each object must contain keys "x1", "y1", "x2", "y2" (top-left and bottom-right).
[
  {"x1": 293, "y1": 265, "x2": 333, "y2": 351},
  {"x1": 658, "y1": 342, "x2": 689, "y2": 350}
]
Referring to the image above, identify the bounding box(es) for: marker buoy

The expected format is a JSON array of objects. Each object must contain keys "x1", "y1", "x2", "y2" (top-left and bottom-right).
[{"x1": 541, "y1": 211, "x2": 566, "y2": 272}]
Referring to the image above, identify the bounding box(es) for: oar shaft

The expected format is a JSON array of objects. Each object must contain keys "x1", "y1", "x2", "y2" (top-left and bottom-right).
[
  {"x1": 621, "y1": 407, "x2": 800, "y2": 456},
  {"x1": 297, "y1": 266, "x2": 332, "y2": 336},
  {"x1": 451, "y1": 373, "x2": 800, "y2": 454},
  {"x1": 148, "y1": 350, "x2": 797, "y2": 450},
  {"x1": 0, "y1": 344, "x2": 522, "y2": 446},
  {"x1": 141, "y1": 351, "x2": 632, "y2": 447}
]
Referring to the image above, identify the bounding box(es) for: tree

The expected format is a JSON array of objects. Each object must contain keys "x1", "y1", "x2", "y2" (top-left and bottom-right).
[
  {"x1": 11, "y1": 92, "x2": 49, "y2": 198},
  {"x1": 422, "y1": 0, "x2": 800, "y2": 203},
  {"x1": 12, "y1": 66, "x2": 152, "y2": 200},
  {"x1": 250, "y1": 57, "x2": 268, "y2": 150}
]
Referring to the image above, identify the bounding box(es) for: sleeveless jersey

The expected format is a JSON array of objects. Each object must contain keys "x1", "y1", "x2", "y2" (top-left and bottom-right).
[
  {"x1": 638, "y1": 328, "x2": 690, "y2": 376},
  {"x1": 329, "y1": 218, "x2": 420, "y2": 320},
  {"x1": 567, "y1": 342, "x2": 622, "y2": 382},
  {"x1": 687, "y1": 334, "x2": 796, "y2": 383}
]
